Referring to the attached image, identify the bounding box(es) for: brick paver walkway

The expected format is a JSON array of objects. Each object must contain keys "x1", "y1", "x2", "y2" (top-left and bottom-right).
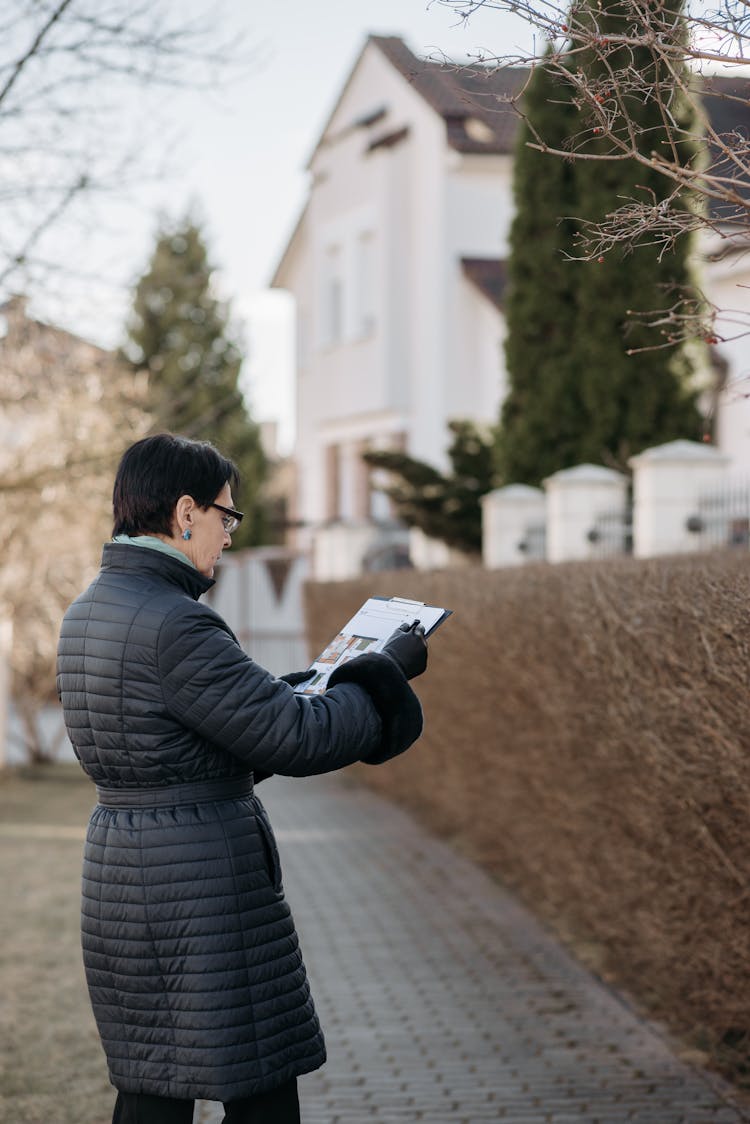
[{"x1": 196, "y1": 774, "x2": 748, "y2": 1124}]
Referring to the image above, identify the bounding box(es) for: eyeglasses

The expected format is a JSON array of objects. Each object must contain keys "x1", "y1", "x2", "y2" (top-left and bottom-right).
[{"x1": 211, "y1": 503, "x2": 244, "y2": 534}]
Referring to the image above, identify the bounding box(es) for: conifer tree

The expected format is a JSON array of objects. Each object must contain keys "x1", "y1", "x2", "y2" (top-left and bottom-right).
[
  {"x1": 571, "y1": 0, "x2": 702, "y2": 465},
  {"x1": 362, "y1": 420, "x2": 496, "y2": 555},
  {"x1": 497, "y1": 55, "x2": 583, "y2": 483},
  {"x1": 124, "y1": 217, "x2": 267, "y2": 546},
  {"x1": 499, "y1": 17, "x2": 702, "y2": 485}
]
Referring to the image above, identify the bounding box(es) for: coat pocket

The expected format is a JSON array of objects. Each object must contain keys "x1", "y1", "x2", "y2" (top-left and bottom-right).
[{"x1": 254, "y1": 804, "x2": 283, "y2": 893}]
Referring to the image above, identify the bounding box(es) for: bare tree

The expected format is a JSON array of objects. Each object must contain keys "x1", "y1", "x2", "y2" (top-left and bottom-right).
[
  {"x1": 0, "y1": 297, "x2": 149, "y2": 761},
  {"x1": 436, "y1": 0, "x2": 750, "y2": 345},
  {"x1": 0, "y1": 3, "x2": 250, "y2": 761},
  {"x1": 0, "y1": 0, "x2": 244, "y2": 297}
]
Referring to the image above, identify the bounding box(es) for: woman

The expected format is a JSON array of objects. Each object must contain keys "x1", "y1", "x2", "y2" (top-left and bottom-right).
[{"x1": 56, "y1": 433, "x2": 427, "y2": 1124}]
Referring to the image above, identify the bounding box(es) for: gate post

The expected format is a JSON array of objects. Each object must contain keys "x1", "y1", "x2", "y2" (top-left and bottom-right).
[
  {"x1": 544, "y1": 465, "x2": 628, "y2": 563},
  {"x1": 630, "y1": 440, "x2": 730, "y2": 558},
  {"x1": 481, "y1": 485, "x2": 547, "y2": 568}
]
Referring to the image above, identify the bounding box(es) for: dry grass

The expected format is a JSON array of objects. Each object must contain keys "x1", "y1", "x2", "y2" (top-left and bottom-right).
[
  {"x1": 0, "y1": 765, "x2": 114, "y2": 1124},
  {"x1": 305, "y1": 550, "x2": 750, "y2": 1088}
]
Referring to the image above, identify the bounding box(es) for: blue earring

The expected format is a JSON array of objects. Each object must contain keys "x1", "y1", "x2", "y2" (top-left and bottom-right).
[{"x1": 182, "y1": 528, "x2": 192, "y2": 541}]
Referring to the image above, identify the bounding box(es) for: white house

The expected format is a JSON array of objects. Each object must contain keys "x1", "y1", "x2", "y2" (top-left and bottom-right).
[
  {"x1": 272, "y1": 36, "x2": 524, "y2": 573},
  {"x1": 272, "y1": 35, "x2": 750, "y2": 577}
]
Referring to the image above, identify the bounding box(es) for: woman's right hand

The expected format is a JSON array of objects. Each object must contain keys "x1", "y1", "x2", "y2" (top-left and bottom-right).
[{"x1": 382, "y1": 622, "x2": 428, "y2": 680}]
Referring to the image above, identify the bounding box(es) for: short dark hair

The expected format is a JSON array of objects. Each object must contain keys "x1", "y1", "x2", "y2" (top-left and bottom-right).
[{"x1": 112, "y1": 433, "x2": 240, "y2": 537}]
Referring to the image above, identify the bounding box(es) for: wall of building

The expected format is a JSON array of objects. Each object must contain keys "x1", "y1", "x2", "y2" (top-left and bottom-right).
[
  {"x1": 293, "y1": 44, "x2": 434, "y2": 532},
  {"x1": 702, "y1": 245, "x2": 750, "y2": 476},
  {"x1": 280, "y1": 42, "x2": 513, "y2": 552}
]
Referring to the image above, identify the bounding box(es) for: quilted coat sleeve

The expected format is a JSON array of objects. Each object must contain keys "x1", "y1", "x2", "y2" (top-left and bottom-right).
[{"x1": 157, "y1": 600, "x2": 421, "y2": 775}]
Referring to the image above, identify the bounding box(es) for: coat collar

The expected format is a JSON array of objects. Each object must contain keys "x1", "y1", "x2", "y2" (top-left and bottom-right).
[{"x1": 101, "y1": 541, "x2": 215, "y2": 600}]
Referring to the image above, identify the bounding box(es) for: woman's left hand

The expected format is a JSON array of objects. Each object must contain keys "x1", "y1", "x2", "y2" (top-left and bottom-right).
[{"x1": 278, "y1": 669, "x2": 316, "y2": 687}]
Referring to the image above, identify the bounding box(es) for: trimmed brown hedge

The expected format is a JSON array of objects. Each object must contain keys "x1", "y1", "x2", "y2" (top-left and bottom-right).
[{"x1": 305, "y1": 552, "x2": 750, "y2": 1082}]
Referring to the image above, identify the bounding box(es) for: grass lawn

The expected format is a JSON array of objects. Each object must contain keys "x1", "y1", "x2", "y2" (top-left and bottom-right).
[{"x1": 0, "y1": 764, "x2": 115, "y2": 1124}]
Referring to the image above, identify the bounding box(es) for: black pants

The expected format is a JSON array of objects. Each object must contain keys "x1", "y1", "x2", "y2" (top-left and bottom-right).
[{"x1": 112, "y1": 1077, "x2": 300, "y2": 1124}]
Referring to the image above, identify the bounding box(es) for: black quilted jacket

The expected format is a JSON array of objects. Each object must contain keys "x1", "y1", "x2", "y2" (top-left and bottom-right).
[{"x1": 56, "y1": 543, "x2": 423, "y2": 1101}]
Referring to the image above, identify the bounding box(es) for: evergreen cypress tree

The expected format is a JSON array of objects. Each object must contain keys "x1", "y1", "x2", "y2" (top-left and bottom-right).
[
  {"x1": 124, "y1": 217, "x2": 267, "y2": 546},
  {"x1": 500, "y1": 17, "x2": 702, "y2": 484},
  {"x1": 497, "y1": 54, "x2": 584, "y2": 484},
  {"x1": 571, "y1": 0, "x2": 702, "y2": 465},
  {"x1": 362, "y1": 420, "x2": 496, "y2": 555}
]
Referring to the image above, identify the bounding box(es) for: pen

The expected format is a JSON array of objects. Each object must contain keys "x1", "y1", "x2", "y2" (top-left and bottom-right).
[{"x1": 399, "y1": 619, "x2": 421, "y2": 632}]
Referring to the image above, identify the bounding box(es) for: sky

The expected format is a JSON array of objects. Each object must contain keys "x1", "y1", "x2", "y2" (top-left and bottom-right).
[{"x1": 32, "y1": 0, "x2": 534, "y2": 453}]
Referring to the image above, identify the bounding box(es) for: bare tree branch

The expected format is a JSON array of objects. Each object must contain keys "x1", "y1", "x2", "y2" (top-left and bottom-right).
[
  {"x1": 0, "y1": 1, "x2": 253, "y2": 296},
  {"x1": 0, "y1": 174, "x2": 86, "y2": 288},
  {"x1": 0, "y1": 0, "x2": 75, "y2": 111},
  {"x1": 438, "y1": 0, "x2": 750, "y2": 259}
]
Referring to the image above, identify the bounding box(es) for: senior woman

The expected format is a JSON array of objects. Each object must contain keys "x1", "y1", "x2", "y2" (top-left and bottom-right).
[{"x1": 56, "y1": 433, "x2": 427, "y2": 1124}]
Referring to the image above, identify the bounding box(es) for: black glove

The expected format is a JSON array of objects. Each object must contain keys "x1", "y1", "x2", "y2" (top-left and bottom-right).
[
  {"x1": 278, "y1": 669, "x2": 316, "y2": 687},
  {"x1": 382, "y1": 621, "x2": 428, "y2": 680}
]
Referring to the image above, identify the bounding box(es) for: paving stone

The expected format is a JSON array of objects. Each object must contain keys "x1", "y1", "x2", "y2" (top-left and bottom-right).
[{"x1": 195, "y1": 774, "x2": 750, "y2": 1124}]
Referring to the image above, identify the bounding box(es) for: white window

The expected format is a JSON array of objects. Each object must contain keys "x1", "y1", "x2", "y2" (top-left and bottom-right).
[
  {"x1": 323, "y1": 245, "x2": 343, "y2": 346},
  {"x1": 354, "y1": 231, "x2": 376, "y2": 337}
]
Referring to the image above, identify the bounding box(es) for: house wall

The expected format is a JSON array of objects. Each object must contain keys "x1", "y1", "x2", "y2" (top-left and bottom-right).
[
  {"x1": 444, "y1": 156, "x2": 512, "y2": 428},
  {"x1": 293, "y1": 43, "x2": 432, "y2": 538},
  {"x1": 702, "y1": 247, "x2": 750, "y2": 476},
  {"x1": 280, "y1": 40, "x2": 510, "y2": 551}
]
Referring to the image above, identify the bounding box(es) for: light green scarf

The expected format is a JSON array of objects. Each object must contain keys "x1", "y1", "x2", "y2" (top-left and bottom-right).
[{"x1": 112, "y1": 534, "x2": 197, "y2": 570}]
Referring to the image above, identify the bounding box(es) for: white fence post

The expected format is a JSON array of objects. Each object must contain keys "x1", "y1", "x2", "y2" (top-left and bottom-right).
[
  {"x1": 544, "y1": 464, "x2": 629, "y2": 563},
  {"x1": 629, "y1": 440, "x2": 730, "y2": 558},
  {"x1": 208, "y1": 549, "x2": 309, "y2": 675},
  {"x1": 481, "y1": 485, "x2": 547, "y2": 568},
  {"x1": 311, "y1": 523, "x2": 410, "y2": 579},
  {"x1": 408, "y1": 528, "x2": 452, "y2": 571},
  {"x1": 408, "y1": 527, "x2": 474, "y2": 571},
  {"x1": 312, "y1": 523, "x2": 380, "y2": 580}
]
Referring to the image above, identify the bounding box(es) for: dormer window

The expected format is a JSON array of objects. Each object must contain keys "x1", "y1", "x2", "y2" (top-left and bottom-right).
[
  {"x1": 464, "y1": 117, "x2": 495, "y2": 144},
  {"x1": 354, "y1": 106, "x2": 388, "y2": 129}
]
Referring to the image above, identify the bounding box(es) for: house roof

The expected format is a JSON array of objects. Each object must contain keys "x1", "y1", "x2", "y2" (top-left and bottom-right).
[
  {"x1": 461, "y1": 258, "x2": 508, "y2": 310},
  {"x1": 700, "y1": 75, "x2": 750, "y2": 140},
  {"x1": 359, "y1": 38, "x2": 750, "y2": 167},
  {"x1": 699, "y1": 75, "x2": 750, "y2": 223},
  {"x1": 271, "y1": 35, "x2": 750, "y2": 286},
  {"x1": 0, "y1": 294, "x2": 112, "y2": 357},
  {"x1": 272, "y1": 36, "x2": 525, "y2": 285},
  {"x1": 369, "y1": 35, "x2": 527, "y2": 155}
]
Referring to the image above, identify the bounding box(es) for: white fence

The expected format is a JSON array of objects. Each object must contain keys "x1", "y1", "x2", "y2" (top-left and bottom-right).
[
  {"x1": 305, "y1": 440, "x2": 739, "y2": 576},
  {"x1": 207, "y1": 547, "x2": 309, "y2": 675},
  {"x1": 481, "y1": 439, "x2": 736, "y2": 568}
]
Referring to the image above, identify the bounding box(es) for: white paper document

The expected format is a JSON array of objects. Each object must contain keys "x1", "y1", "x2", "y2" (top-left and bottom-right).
[{"x1": 294, "y1": 596, "x2": 451, "y2": 695}]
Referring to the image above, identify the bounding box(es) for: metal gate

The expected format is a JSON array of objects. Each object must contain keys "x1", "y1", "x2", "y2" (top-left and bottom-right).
[
  {"x1": 586, "y1": 503, "x2": 633, "y2": 560},
  {"x1": 692, "y1": 481, "x2": 750, "y2": 551}
]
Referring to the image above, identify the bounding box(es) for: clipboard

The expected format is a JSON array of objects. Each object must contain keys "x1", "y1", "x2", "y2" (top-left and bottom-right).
[{"x1": 294, "y1": 595, "x2": 452, "y2": 695}]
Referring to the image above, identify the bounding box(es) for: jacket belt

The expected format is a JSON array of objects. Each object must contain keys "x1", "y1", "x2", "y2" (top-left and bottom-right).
[{"x1": 95, "y1": 774, "x2": 254, "y2": 808}]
